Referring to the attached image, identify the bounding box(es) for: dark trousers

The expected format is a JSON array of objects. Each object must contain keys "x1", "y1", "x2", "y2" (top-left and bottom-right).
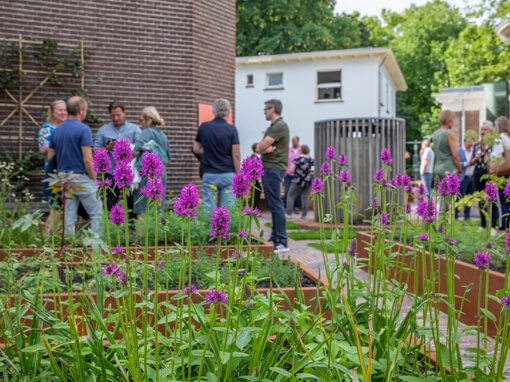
[
  {"x1": 455, "y1": 175, "x2": 475, "y2": 219},
  {"x1": 252, "y1": 179, "x2": 262, "y2": 209},
  {"x1": 262, "y1": 168, "x2": 287, "y2": 246},
  {"x1": 105, "y1": 173, "x2": 135, "y2": 219},
  {"x1": 283, "y1": 175, "x2": 301, "y2": 210},
  {"x1": 286, "y1": 183, "x2": 311, "y2": 217},
  {"x1": 474, "y1": 172, "x2": 498, "y2": 228}
]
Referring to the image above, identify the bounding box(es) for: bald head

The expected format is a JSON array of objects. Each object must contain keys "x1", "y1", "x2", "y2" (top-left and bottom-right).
[
  {"x1": 291, "y1": 136, "x2": 299, "y2": 149},
  {"x1": 67, "y1": 96, "x2": 87, "y2": 120}
]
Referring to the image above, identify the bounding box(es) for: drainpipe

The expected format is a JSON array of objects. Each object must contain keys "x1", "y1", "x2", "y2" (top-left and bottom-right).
[{"x1": 378, "y1": 56, "x2": 387, "y2": 118}]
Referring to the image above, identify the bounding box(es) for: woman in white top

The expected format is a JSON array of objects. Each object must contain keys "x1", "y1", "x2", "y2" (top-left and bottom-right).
[
  {"x1": 492, "y1": 116, "x2": 510, "y2": 229},
  {"x1": 419, "y1": 139, "x2": 434, "y2": 199}
]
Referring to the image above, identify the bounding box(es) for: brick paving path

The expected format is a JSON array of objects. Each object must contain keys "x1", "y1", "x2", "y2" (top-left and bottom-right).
[{"x1": 257, "y1": 211, "x2": 510, "y2": 378}]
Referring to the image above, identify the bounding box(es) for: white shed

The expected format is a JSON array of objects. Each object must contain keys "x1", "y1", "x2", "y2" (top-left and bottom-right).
[{"x1": 235, "y1": 47, "x2": 407, "y2": 158}]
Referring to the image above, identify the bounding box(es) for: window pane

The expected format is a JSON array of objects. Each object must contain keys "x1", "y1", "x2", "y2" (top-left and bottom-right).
[
  {"x1": 318, "y1": 71, "x2": 340, "y2": 84},
  {"x1": 268, "y1": 73, "x2": 282, "y2": 86},
  {"x1": 318, "y1": 87, "x2": 341, "y2": 100},
  {"x1": 247, "y1": 74, "x2": 253, "y2": 86}
]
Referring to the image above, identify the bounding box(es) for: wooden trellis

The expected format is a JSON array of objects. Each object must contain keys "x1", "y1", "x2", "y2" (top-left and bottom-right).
[{"x1": 0, "y1": 34, "x2": 85, "y2": 159}]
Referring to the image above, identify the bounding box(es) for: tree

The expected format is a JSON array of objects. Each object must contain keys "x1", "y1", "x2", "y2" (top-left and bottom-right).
[{"x1": 236, "y1": 0, "x2": 371, "y2": 56}]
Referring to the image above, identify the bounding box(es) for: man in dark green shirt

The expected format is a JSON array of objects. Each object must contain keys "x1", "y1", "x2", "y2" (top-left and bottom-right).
[{"x1": 256, "y1": 99, "x2": 290, "y2": 253}]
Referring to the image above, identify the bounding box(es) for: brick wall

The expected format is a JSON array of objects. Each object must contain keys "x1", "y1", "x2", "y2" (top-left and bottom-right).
[{"x1": 0, "y1": 0, "x2": 235, "y2": 201}]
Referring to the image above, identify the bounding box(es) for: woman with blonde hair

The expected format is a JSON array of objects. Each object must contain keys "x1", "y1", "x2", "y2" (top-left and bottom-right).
[{"x1": 133, "y1": 106, "x2": 170, "y2": 219}]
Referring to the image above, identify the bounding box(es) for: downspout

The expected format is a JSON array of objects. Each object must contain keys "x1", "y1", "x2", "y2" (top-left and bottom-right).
[{"x1": 378, "y1": 55, "x2": 387, "y2": 118}]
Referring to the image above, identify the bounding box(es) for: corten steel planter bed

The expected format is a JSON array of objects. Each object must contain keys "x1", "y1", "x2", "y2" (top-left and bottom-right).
[
  {"x1": 0, "y1": 237, "x2": 274, "y2": 262},
  {"x1": 356, "y1": 231, "x2": 506, "y2": 337},
  {"x1": 0, "y1": 258, "x2": 326, "y2": 343}
]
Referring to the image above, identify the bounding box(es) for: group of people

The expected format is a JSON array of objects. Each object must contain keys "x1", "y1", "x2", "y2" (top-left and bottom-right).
[
  {"x1": 38, "y1": 97, "x2": 170, "y2": 235},
  {"x1": 193, "y1": 98, "x2": 313, "y2": 253},
  {"x1": 420, "y1": 109, "x2": 510, "y2": 229}
]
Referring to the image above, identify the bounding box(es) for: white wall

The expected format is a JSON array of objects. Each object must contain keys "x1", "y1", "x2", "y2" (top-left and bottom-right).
[{"x1": 235, "y1": 56, "x2": 396, "y2": 159}]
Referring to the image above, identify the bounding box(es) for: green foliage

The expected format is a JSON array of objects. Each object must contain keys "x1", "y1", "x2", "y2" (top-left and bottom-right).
[
  {"x1": 0, "y1": 41, "x2": 24, "y2": 91},
  {"x1": 264, "y1": 220, "x2": 301, "y2": 230},
  {"x1": 236, "y1": 0, "x2": 371, "y2": 56}
]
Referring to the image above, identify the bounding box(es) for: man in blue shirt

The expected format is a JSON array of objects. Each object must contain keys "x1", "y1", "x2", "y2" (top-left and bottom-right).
[
  {"x1": 48, "y1": 96, "x2": 102, "y2": 236},
  {"x1": 94, "y1": 101, "x2": 141, "y2": 214},
  {"x1": 193, "y1": 98, "x2": 241, "y2": 213}
]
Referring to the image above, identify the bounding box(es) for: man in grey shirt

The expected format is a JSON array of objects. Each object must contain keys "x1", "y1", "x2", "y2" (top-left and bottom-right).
[{"x1": 94, "y1": 101, "x2": 141, "y2": 214}]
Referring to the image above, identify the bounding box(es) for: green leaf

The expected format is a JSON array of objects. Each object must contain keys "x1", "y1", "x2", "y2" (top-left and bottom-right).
[
  {"x1": 269, "y1": 366, "x2": 292, "y2": 378},
  {"x1": 480, "y1": 308, "x2": 497, "y2": 322}
]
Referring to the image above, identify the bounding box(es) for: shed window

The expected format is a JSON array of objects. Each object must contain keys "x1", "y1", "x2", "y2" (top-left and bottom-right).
[
  {"x1": 266, "y1": 73, "x2": 283, "y2": 88},
  {"x1": 247, "y1": 74, "x2": 254, "y2": 87},
  {"x1": 317, "y1": 70, "x2": 341, "y2": 100}
]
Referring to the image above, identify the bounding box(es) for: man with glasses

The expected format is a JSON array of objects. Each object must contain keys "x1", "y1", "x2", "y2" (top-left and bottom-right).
[{"x1": 256, "y1": 99, "x2": 290, "y2": 253}]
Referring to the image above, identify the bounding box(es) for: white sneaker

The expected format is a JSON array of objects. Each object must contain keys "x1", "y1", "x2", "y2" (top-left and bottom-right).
[{"x1": 274, "y1": 244, "x2": 290, "y2": 253}]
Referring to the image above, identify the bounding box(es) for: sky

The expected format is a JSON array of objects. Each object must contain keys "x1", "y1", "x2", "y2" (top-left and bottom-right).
[{"x1": 334, "y1": 0, "x2": 478, "y2": 17}]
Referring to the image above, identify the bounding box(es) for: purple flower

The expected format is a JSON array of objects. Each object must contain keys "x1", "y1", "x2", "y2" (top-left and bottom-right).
[
  {"x1": 93, "y1": 148, "x2": 112, "y2": 173},
  {"x1": 404, "y1": 184, "x2": 413, "y2": 193},
  {"x1": 446, "y1": 237, "x2": 458, "y2": 245},
  {"x1": 374, "y1": 169, "x2": 385, "y2": 183},
  {"x1": 114, "y1": 160, "x2": 133, "y2": 189},
  {"x1": 210, "y1": 206, "x2": 231, "y2": 239},
  {"x1": 436, "y1": 224, "x2": 445, "y2": 233},
  {"x1": 112, "y1": 138, "x2": 132, "y2": 162},
  {"x1": 504, "y1": 178, "x2": 510, "y2": 198},
  {"x1": 406, "y1": 203, "x2": 411, "y2": 213},
  {"x1": 140, "y1": 177, "x2": 165, "y2": 200},
  {"x1": 417, "y1": 183, "x2": 426, "y2": 196},
  {"x1": 339, "y1": 169, "x2": 350, "y2": 183},
  {"x1": 312, "y1": 178, "x2": 324, "y2": 194},
  {"x1": 231, "y1": 250, "x2": 245, "y2": 259},
  {"x1": 370, "y1": 198, "x2": 378, "y2": 208},
  {"x1": 486, "y1": 242, "x2": 493, "y2": 249},
  {"x1": 140, "y1": 151, "x2": 164, "y2": 178},
  {"x1": 183, "y1": 283, "x2": 197, "y2": 295},
  {"x1": 96, "y1": 178, "x2": 113, "y2": 189},
  {"x1": 346, "y1": 239, "x2": 358, "y2": 257},
  {"x1": 380, "y1": 148, "x2": 392, "y2": 165},
  {"x1": 438, "y1": 174, "x2": 460, "y2": 196},
  {"x1": 377, "y1": 213, "x2": 389, "y2": 228},
  {"x1": 502, "y1": 296, "x2": 510, "y2": 308},
  {"x1": 232, "y1": 172, "x2": 251, "y2": 197},
  {"x1": 109, "y1": 204, "x2": 125, "y2": 225},
  {"x1": 325, "y1": 146, "x2": 336, "y2": 159},
  {"x1": 103, "y1": 262, "x2": 117, "y2": 276},
  {"x1": 338, "y1": 154, "x2": 347, "y2": 166},
  {"x1": 506, "y1": 232, "x2": 510, "y2": 254},
  {"x1": 116, "y1": 269, "x2": 128, "y2": 284},
  {"x1": 239, "y1": 229, "x2": 248, "y2": 237},
  {"x1": 243, "y1": 206, "x2": 261, "y2": 216},
  {"x1": 485, "y1": 181, "x2": 498, "y2": 202},
  {"x1": 392, "y1": 174, "x2": 403, "y2": 187},
  {"x1": 174, "y1": 183, "x2": 200, "y2": 218},
  {"x1": 156, "y1": 260, "x2": 163, "y2": 270},
  {"x1": 205, "y1": 289, "x2": 227, "y2": 304},
  {"x1": 112, "y1": 244, "x2": 125, "y2": 255},
  {"x1": 103, "y1": 262, "x2": 128, "y2": 284},
  {"x1": 241, "y1": 156, "x2": 264, "y2": 180},
  {"x1": 416, "y1": 198, "x2": 437, "y2": 222},
  {"x1": 474, "y1": 250, "x2": 491, "y2": 269},
  {"x1": 320, "y1": 162, "x2": 331, "y2": 175},
  {"x1": 418, "y1": 233, "x2": 428, "y2": 241}
]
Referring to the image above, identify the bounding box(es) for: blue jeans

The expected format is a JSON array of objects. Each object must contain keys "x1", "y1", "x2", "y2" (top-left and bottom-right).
[
  {"x1": 202, "y1": 172, "x2": 235, "y2": 213},
  {"x1": 420, "y1": 172, "x2": 433, "y2": 199},
  {"x1": 262, "y1": 168, "x2": 287, "y2": 246},
  {"x1": 455, "y1": 175, "x2": 475, "y2": 219},
  {"x1": 65, "y1": 174, "x2": 102, "y2": 236}
]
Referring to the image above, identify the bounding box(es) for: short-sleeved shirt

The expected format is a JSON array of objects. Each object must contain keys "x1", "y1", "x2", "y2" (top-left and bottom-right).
[
  {"x1": 432, "y1": 128, "x2": 457, "y2": 177},
  {"x1": 420, "y1": 147, "x2": 434, "y2": 174},
  {"x1": 38, "y1": 122, "x2": 56, "y2": 149},
  {"x1": 94, "y1": 121, "x2": 141, "y2": 174},
  {"x1": 50, "y1": 119, "x2": 93, "y2": 173},
  {"x1": 261, "y1": 117, "x2": 289, "y2": 171},
  {"x1": 491, "y1": 133, "x2": 510, "y2": 159},
  {"x1": 195, "y1": 117, "x2": 240, "y2": 174},
  {"x1": 292, "y1": 156, "x2": 314, "y2": 186}
]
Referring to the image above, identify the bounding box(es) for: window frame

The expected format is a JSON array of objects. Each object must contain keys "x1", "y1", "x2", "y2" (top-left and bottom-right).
[
  {"x1": 265, "y1": 72, "x2": 284, "y2": 90},
  {"x1": 315, "y1": 69, "x2": 342, "y2": 102},
  {"x1": 246, "y1": 74, "x2": 254, "y2": 87}
]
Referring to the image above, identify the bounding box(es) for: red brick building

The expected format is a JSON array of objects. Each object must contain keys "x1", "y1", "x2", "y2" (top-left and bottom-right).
[{"x1": 0, "y1": 0, "x2": 235, "y2": 201}]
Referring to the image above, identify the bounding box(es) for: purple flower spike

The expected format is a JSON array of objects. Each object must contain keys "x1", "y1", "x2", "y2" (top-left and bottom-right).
[
  {"x1": 174, "y1": 183, "x2": 200, "y2": 218},
  {"x1": 141, "y1": 177, "x2": 165, "y2": 200},
  {"x1": 436, "y1": 224, "x2": 445, "y2": 233},
  {"x1": 474, "y1": 250, "x2": 491, "y2": 269},
  {"x1": 241, "y1": 156, "x2": 264, "y2": 180},
  {"x1": 504, "y1": 178, "x2": 510, "y2": 198},
  {"x1": 112, "y1": 138, "x2": 133, "y2": 163},
  {"x1": 346, "y1": 239, "x2": 358, "y2": 257},
  {"x1": 438, "y1": 174, "x2": 460, "y2": 196},
  {"x1": 312, "y1": 178, "x2": 324, "y2": 195},
  {"x1": 320, "y1": 162, "x2": 331, "y2": 175},
  {"x1": 239, "y1": 229, "x2": 248, "y2": 237},
  {"x1": 232, "y1": 250, "x2": 245, "y2": 259},
  {"x1": 205, "y1": 289, "x2": 227, "y2": 304},
  {"x1": 243, "y1": 206, "x2": 261, "y2": 216},
  {"x1": 380, "y1": 148, "x2": 392, "y2": 165},
  {"x1": 93, "y1": 148, "x2": 112, "y2": 173},
  {"x1": 506, "y1": 232, "x2": 510, "y2": 254},
  {"x1": 416, "y1": 198, "x2": 437, "y2": 222},
  {"x1": 502, "y1": 296, "x2": 510, "y2": 308},
  {"x1": 140, "y1": 151, "x2": 164, "y2": 178},
  {"x1": 417, "y1": 183, "x2": 426, "y2": 196},
  {"x1": 370, "y1": 198, "x2": 378, "y2": 208},
  {"x1": 338, "y1": 154, "x2": 347, "y2": 166},
  {"x1": 112, "y1": 244, "x2": 125, "y2": 255},
  {"x1": 325, "y1": 146, "x2": 336, "y2": 160},
  {"x1": 232, "y1": 172, "x2": 251, "y2": 197},
  {"x1": 110, "y1": 204, "x2": 125, "y2": 225},
  {"x1": 114, "y1": 160, "x2": 133, "y2": 189},
  {"x1": 156, "y1": 260, "x2": 163, "y2": 270},
  {"x1": 96, "y1": 178, "x2": 113, "y2": 189},
  {"x1": 377, "y1": 213, "x2": 389, "y2": 228},
  {"x1": 485, "y1": 181, "x2": 498, "y2": 202},
  {"x1": 183, "y1": 283, "x2": 197, "y2": 295},
  {"x1": 374, "y1": 169, "x2": 385, "y2": 183},
  {"x1": 339, "y1": 169, "x2": 350, "y2": 183},
  {"x1": 210, "y1": 206, "x2": 231, "y2": 239},
  {"x1": 418, "y1": 233, "x2": 428, "y2": 241}
]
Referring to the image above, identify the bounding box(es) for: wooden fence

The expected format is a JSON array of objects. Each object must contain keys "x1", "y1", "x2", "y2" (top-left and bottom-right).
[{"x1": 314, "y1": 118, "x2": 406, "y2": 224}]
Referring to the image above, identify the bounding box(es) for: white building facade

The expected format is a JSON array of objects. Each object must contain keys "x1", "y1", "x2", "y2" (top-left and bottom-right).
[{"x1": 235, "y1": 48, "x2": 407, "y2": 158}]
